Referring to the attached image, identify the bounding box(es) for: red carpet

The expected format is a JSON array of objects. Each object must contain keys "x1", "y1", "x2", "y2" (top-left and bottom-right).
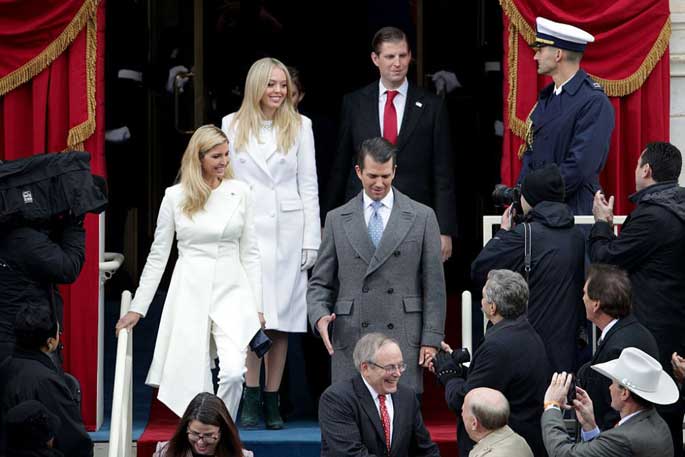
[{"x1": 137, "y1": 396, "x2": 178, "y2": 457}]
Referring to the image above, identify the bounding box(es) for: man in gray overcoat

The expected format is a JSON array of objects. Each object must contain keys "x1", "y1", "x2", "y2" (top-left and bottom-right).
[{"x1": 307, "y1": 137, "x2": 446, "y2": 393}]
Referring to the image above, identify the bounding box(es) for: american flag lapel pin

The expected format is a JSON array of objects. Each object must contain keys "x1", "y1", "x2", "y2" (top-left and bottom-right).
[{"x1": 415, "y1": 101, "x2": 423, "y2": 108}]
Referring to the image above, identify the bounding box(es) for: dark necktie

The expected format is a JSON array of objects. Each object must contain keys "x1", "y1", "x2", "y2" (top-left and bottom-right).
[
  {"x1": 378, "y1": 394, "x2": 391, "y2": 452},
  {"x1": 383, "y1": 90, "x2": 399, "y2": 144}
]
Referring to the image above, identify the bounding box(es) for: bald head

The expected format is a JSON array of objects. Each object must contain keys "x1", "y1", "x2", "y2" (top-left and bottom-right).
[{"x1": 465, "y1": 388, "x2": 510, "y2": 431}]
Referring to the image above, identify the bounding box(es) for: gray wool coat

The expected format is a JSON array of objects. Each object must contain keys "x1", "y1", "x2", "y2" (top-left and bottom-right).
[{"x1": 307, "y1": 188, "x2": 446, "y2": 393}]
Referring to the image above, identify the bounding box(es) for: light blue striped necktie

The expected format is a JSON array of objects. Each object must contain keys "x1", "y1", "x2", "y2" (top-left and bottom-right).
[{"x1": 368, "y1": 200, "x2": 384, "y2": 247}]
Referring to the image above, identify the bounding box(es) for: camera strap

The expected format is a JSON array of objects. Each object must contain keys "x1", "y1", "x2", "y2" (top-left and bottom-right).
[{"x1": 523, "y1": 222, "x2": 532, "y2": 283}]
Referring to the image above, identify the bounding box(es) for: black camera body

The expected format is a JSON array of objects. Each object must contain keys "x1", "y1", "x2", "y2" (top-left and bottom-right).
[{"x1": 492, "y1": 184, "x2": 524, "y2": 224}]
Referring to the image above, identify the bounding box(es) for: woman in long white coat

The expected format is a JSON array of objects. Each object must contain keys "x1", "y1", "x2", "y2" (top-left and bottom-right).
[
  {"x1": 115, "y1": 125, "x2": 263, "y2": 420},
  {"x1": 221, "y1": 57, "x2": 320, "y2": 429}
]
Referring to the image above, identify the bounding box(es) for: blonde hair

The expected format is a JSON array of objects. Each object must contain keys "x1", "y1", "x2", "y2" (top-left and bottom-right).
[
  {"x1": 230, "y1": 57, "x2": 301, "y2": 153},
  {"x1": 179, "y1": 125, "x2": 233, "y2": 217}
]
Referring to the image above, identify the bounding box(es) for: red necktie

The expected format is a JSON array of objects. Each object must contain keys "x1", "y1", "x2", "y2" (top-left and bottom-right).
[
  {"x1": 378, "y1": 394, "x2": 391, "y2": 453},
  {"x1": 383, "y1": 90, "x2": 399, "y2": 144}
]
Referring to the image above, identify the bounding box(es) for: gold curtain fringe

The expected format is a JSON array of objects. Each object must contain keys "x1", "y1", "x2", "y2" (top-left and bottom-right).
[
  {"x1": 589, "y1": 19, "x2": 671, "y2": 97},
  {"x1": 0, "y1": 0, "x2": 99, "y2": 97},
  {"x1": 500, "y1": 0, "x2": 535, "y2": 44},
  {"x1": 67, "y1": 13, "x2": 97, "y2": 149}
]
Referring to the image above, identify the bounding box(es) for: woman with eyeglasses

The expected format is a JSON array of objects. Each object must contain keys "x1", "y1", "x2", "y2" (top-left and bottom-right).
[{"x1": 153, "y1": 393, "x2": 251, "y2": 457}]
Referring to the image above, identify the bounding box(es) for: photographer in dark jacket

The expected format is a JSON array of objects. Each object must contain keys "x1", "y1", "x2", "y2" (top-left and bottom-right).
[
  {"x1": 0, "y1": 305, "x2": 93, "y2": 457},
  {"x1": 433, "y1": 270, "x2": 550, "y2": 457},
  {"x1": 472, "y1": 164, "x2": 585, "y2": 373},
  {"x1": 0, "y1": 215, "x2": 85, "y2": 362},
  {"x1": 590, "y1": 141, "x2": 685, "y2": 456}
]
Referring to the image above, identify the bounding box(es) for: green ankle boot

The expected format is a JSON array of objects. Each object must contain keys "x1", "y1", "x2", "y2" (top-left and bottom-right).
[
  {"x1": 240, "y1": 386, "x2": 261, "y2": 428},
  {"x1": 262, "y1": 391, "x2": 284, "y2": 430}
]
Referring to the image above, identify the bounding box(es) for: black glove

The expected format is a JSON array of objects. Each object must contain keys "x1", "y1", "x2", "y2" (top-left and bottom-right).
[{"x1": 433, "y1": 351, "x2": 467, "y2": 386}]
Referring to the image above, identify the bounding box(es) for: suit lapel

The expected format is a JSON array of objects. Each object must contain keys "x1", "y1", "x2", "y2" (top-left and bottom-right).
[
  {"x1": 352, "y1": 376, "x2": 386, "y2": 448},
  {"x1": 366, "y1": 189, "x2": 416, "y2": 278},
  {"x1": 214, "y1": 182, "x2": 242, "y2": 235},
  {"x1": 342, "y1": 193, "x2": 375, "y2": 265},
  {"x1": 390, "y1": 393, "x2": 403, "y2": 456},
  {"x1": 396, "y1": 84, "x2": 422, "y2": 150},
  {"x1": 362, "y1": 84, "x2": 382, "y2": 138}
]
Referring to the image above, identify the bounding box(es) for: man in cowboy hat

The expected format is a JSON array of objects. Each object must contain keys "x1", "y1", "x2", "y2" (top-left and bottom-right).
[
  {"x1": 541, "y1": 347, "x2": 679, "y2": 456},
  {"x1": 518, "y1": 17, "x2": 614, "y2": 216}
]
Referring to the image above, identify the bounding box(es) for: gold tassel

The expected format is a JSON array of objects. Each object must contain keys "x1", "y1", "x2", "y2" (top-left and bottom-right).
[
  {"x1": 67, "y1": 12, "x2": 97, "y2": 149},
  {"x1": 0, "y1": 0, "x2": 99, "y2": 97}
]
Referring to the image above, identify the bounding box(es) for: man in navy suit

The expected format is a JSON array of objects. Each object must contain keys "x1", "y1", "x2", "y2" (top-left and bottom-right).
[
  {"x1": 326, "y1": 26, "x2": 456, "y2": 261},
  {"x1": 518, "y1": 17, "x2": 614, "y2": 215},
  {"x1": 318, "y1": 333, "x2": 439, "y2": 457},
  {"x1": 576, "y1": 263, "x2": 659, "y2": 431}
]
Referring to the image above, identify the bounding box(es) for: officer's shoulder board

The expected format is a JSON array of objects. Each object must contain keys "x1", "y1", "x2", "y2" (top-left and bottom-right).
[{"x1": 585, "y1": 76, "x2": 605, "y2": 92}]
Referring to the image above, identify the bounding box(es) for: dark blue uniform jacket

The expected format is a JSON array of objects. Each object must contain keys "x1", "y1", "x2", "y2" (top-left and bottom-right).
[{"x1": 518, "y1": 69, "x2": 614, "y2": 215}]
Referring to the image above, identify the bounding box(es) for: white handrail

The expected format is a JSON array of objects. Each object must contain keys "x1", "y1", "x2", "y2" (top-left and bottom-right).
[
  {"x1": 465, "y1": 215, "x2": 627, "y2": 355},
  {"x1": 109, "y1": 290, "x2": 133, "y2": 457}
]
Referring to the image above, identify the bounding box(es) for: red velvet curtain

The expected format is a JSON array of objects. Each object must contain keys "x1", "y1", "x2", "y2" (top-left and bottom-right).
[
  {"x1": 0, "y1": 0, "x2": 105, "y2": 430},
  {"x1": 501, "y1": 0, "x2": 671, "y2": 215}
]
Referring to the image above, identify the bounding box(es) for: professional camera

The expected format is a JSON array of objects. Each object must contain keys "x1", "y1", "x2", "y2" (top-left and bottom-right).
[{"x1": 492, "y1": 184, "x2": 523, "y2": 223}]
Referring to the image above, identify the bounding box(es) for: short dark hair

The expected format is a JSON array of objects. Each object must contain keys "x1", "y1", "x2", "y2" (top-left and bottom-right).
[
  {"x1": 622, "y1": 386, "x2": 653, "y2": 409},
  {"x1": 371, "y1": 26, "x2": 408, "y2": 54},
  {"x1": 357, "y1": 137, "x2": 397, "y2": 169},
  {"x1": 484, "y1": 270, "x2": 528, "y2": 320},
  {"x1": 166, "y1": 393, "x2": 243, "y2": 457},
  {"x1": 640, "y1": 142, "x2": 682, "y2": 182},
  {"x1": 563, "y1": 49, "x2": 583, "y2": 63},
  {"x1": 287, "y1": 66, "x2": 304, "y2": 94},
  {"x1": 14, "y1": 304, "x2": 58, "y2": 350},
  {"x1": 586, "y1": 264, "x2": 632, "y2": 318}
]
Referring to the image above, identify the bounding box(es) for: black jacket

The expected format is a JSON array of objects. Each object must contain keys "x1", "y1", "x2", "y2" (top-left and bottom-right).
[
  {"x1": 577, "y1": 315, "x2": 659, "y2": 431},
  {"x1": 0, "y1": 218, "x2": 84, "y2": 360},
  {"x1": 443, "y1": 316, "x2": 551, "y2": 457},
  {"x1": 471, "y1": 201, "x2": 585, "y2": 372},
  {"x1": 589, "y1": 182, "x2": 685, "y2": 375},
  {"x1": 318, "y1": 375, "x2": 439, "y2": 457},
  {"x1": 326, "y1": 81, "x2": 457, "y2": 235},
  {"x1": 0, "y1": 348, "x2": 93, "y2": 457}
]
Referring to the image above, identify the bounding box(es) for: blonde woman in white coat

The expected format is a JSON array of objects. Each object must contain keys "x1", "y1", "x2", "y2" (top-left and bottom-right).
[
  {"x1": 221, "y1": 57, "x2": 320, "y2": 429},
  {"x1": 115, "y1": 125, "x2": 263, "y2": 420}
]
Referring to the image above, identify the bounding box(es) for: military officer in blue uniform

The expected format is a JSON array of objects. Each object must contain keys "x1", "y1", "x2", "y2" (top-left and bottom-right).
[{"x1": 518, "y1": 17, "x2": 615, "y2": 215}]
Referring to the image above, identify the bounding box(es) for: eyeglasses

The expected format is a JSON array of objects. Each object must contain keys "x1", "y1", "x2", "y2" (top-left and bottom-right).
[
  {"x1": 187, "y1": 429, "x2": 220, "y2": 444},
  {"x1": 368, "y1": 361, "x2": 407, "y2": 374}
]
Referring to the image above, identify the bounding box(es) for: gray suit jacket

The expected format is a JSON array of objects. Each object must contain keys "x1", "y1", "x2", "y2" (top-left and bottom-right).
[
  {"x1": 541, "y1": 407, "x2": 673, "y2": 457},
  {"x1": 319, "y1": 375, "x2": 440, "y2": 457},
  {"x1": 307, "y1": 188, "x2": 446, "y2": 392}
]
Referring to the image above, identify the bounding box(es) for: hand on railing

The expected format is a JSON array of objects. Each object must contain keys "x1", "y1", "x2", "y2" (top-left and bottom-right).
[{"x1": 115, "y1": 311, "x2": 142, "y2": 336}]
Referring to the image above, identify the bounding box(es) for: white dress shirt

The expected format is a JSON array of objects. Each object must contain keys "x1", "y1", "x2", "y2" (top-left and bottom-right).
[
  {"x1": 362, "y1": 376, "x2": 394, "y2": 442},
  {"x1": 378, "y1": 79, "x2": 408, "y2": 137},
  {"x1": 599, "y1": 319, "x2": 619, "y2": 343},
  {"x1": 363, "y1": 189, "x2": 394, "y2": 231}
]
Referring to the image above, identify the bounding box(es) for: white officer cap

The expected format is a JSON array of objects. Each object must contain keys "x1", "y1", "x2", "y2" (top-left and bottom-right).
[{"x1": 534, "y1": 17, "x2": 595, "y2": 52}]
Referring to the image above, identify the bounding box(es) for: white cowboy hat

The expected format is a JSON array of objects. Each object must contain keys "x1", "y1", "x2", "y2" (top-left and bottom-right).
[{"x1": 591, "y1": 347, "x2": 679, "y2": 405}]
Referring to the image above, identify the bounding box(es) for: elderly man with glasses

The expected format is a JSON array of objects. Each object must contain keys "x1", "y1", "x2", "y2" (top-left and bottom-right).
[{"x1": 318, "y1": 333, "x2": 440, "y2": 457}]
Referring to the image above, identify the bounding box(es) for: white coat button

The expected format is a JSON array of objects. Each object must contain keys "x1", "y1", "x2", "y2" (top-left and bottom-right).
[
  {"x1": 280, "y1": 157, "x2": 286, "y2": 163},
  {"x1": 270, "y1": 212, "x2": 275, "y2": 217},
  {"x1": 240, "y1": 158, "x2": 246, "y2": 163}
]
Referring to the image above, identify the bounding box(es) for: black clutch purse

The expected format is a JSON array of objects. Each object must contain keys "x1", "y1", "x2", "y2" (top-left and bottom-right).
[{"x1": 249, "y1": 328, "x2": 272, "y2": 358}]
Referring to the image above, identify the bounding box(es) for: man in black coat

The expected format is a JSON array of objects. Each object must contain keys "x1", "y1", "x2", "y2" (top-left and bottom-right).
[
  {"x1": 576, "y1": 264, "x2": 659, "y2": 431},
  {"x1": 472, "y1": 164, "x2": 585, "y2": 373},
  {"x1": 0, "y1": 215, "x2": 85, "y2": 362},
  {"x1": 318, "y1": 333, "x2": 439, "y2": 457},
  {"x1": 433, "y1": 270, "x2": 550, "y2": 457},
  {"x1": 0, "y1": 305, "x2": 93, "y2": 457},
  {"x1": 590, "y1": 141, "x2": 685, "y2": 456},
  {"x1": 326, "y1": 26, "x2": 456, "y2": 261}
]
